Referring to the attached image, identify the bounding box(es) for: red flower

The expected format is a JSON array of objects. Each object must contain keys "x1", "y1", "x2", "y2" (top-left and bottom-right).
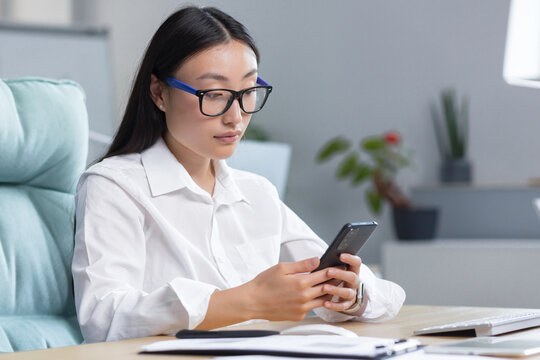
[{"x1": 384, "y1": 131, "x2": 401, "y2": 145}]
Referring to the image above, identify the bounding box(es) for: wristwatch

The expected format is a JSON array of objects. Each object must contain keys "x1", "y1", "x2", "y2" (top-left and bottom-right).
[{"x1": 342, "y1": 282, "x2": 364, "y2": 315}]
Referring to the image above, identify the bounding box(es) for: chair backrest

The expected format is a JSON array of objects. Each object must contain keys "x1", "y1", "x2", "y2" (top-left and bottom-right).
[
  {"x1": 0, "y1": 78, "x2": 88, "y2": 352},
  {"x1": 226, "y1": 140, "x2": 292, "y2": 199}
]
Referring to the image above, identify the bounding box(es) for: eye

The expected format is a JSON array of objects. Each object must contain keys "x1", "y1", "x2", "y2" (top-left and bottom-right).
[
  {"x1": 205, "y1": 91, "x2": 225, "y2": 99},
  {"x1": 244, "y1": 88, "x2": 257, "y2": 96}
]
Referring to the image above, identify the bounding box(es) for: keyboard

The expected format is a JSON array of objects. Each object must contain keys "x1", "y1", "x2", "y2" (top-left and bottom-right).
[{"x1": 414, "y1": 312, "x2": 540, "y2": 336}]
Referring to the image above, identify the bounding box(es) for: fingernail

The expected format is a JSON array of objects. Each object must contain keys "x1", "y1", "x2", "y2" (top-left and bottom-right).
[
  {"x1": 324, "y1": 301, "x2": 332, "y2": 308},
  {"x1": 310, "y1": 257, "x2": 318, "y2": 267}
]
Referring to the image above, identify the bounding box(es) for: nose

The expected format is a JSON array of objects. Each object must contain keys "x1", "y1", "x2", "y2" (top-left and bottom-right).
[{"x1": 222, "y1": 98, "x2": 243, "y2": 125}]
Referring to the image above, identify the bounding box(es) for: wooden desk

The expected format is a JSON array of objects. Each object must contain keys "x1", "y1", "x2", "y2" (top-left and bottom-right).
[{"x1": 3, "y1": 305, "x2": 540, "y2": 360}]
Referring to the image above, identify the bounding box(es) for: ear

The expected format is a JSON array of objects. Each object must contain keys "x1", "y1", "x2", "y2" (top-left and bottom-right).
[{"x1": 150, "y1": 74, "x2": 167, "y2": 112}]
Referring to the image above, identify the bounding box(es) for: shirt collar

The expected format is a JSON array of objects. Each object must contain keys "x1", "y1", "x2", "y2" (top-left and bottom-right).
[
  {"x1": 141, "y1": 137, "x2": 249, "y2": 204},
  {"x1": 214, "y1": 159, "x2": 250, "y2": 205},
  {"x1": 141, "y1": 137, "x2": 195, "y2": 197}
]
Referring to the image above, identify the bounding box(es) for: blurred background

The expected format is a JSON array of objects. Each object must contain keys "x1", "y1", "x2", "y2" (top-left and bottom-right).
[{"x1": 2, "y1": 0, "x2": 540, "y2": 306}]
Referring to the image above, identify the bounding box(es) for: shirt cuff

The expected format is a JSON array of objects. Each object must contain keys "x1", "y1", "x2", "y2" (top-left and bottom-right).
[
  {"x1": 168, "y1": 278, "x2": 220, "y2": 330},
  {"x1": 356, "y1": 276, "x2": 406, "y2": 322}
]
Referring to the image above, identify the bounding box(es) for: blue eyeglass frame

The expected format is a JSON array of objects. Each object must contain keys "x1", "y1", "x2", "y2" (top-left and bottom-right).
[{"x1": 164, "y1": 76, "x2": 273, "y2": 116}]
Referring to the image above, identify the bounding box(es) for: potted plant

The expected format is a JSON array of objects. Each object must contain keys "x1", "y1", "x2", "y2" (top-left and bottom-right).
[
  {"x1": 316, "y1": 131, "x2": 438, "y2": 240},
  {"x1": 431, "y1": 88, "x2": 472, "y2": 183}
]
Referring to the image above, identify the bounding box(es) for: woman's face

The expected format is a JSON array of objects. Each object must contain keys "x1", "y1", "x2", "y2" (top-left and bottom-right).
[{"x1": 160, "y1": 40, "x2": 258, "y2": 162}]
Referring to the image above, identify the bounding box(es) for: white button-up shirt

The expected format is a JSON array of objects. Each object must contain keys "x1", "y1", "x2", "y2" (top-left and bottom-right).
[{"x1": 72, "y1": 137, "x2": 405, "y2": 343}]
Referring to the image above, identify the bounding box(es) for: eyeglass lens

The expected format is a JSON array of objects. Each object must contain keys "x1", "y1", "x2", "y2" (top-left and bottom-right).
[{"x1": 201, "y1": 87, "x2": 269, "y2": 116}]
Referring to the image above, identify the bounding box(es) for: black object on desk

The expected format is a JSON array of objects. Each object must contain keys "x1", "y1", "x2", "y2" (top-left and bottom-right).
[{"x1": 176, "y1": 329, "x2": 280, "y2": 339}]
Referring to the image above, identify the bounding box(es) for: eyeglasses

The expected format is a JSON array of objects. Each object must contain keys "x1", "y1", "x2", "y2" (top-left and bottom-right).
[{"x1": 164, "y1": 76, "x2": 273, "y2": 117}]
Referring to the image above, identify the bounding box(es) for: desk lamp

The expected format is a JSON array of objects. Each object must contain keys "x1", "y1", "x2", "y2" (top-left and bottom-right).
[
  {"x1": 504, "y1": 0, "x2": 540, "y2": 88},
  {"x1": 503, "y1": 0, "x2": 540, "y2": 215}
]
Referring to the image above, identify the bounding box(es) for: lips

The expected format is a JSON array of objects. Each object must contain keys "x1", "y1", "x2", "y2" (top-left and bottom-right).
[{"x1": 214, "y1": 131, "x2": 242, "y2": 143}]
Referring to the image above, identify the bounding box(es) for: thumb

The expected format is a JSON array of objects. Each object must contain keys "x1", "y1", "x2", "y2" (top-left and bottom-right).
[{"x1": 281, "y1": 257, "x2": 319, "y2": 274}]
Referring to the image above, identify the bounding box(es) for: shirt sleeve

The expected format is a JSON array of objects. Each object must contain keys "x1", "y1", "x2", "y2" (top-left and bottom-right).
[
  {"x1": 72, "y1": 172, "x2": 218, "y2": 343},
  {"x1": 277, "y1": 199, "x2": 406, "y2": 322}
]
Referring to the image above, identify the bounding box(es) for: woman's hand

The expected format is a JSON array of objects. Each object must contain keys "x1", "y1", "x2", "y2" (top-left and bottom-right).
[
  {"x1": 242, "y1": 257, "x2": 334, "y2": 321},
  {"x1": 196, "y1": 255, "x2": 361, "y2": 330},
  {"x1": 319, "y1": 253, "x2": 362, "y2": 312}
]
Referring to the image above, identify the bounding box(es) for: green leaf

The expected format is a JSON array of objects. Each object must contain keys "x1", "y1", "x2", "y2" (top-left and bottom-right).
[
  {"x1": 366, "y1": 188, "x2": 383, "y2": 216},
  {"x1": 431, "y1": 102, "x2": 448, "y2": 159},
  {"x1": 336, "y1": 153, "x2": 358, "y2": 179},
  {"x1": 351, "y1": 164, "x2": 372, "y2": 186},
  {"x1": 390, "y1": 149, "x2": 411, "y2": 167},
  {"x1": 458, "y1": 96, "x2": 469, "y2": 157},
  {"x1": 362, "y1": 137, "x2": 386, "y2": 151},
  {"x1": 442, "y1": 89, "x2": 461, "y2": 158},
  {"x1": 316, "y1": 137, "x2": 351, "y2": 163}
]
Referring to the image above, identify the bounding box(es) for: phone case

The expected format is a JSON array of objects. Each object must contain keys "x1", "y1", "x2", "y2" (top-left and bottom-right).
[{"x1": 314, "y1": 221, "x2": 377, "y2": 272}]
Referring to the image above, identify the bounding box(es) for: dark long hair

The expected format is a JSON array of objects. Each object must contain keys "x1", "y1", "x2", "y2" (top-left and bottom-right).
[{"x1": 101, "y1": 6, "x2": 260, "y2": 160}]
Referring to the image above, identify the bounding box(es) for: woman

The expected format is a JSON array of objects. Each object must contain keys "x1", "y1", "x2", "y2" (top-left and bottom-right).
[{"x1": 72, "y1": 6, "x2": 405, "y2": 343}]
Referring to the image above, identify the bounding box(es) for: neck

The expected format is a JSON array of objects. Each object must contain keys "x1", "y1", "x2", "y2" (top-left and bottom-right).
[{"x1": 163, "y1": 132, "x2": 215, "y2": 195}]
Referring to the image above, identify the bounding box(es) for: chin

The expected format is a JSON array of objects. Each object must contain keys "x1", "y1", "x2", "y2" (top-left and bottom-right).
[{"x1": 212, "y1": 145, "x2": 238, "y2": 160}]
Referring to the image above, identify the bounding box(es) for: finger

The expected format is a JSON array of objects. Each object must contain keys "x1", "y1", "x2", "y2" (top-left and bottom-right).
[
  {"x1": 323, "y1": 298, "x2": 356, "y2": 312},
  {"x1": 339, "y1": 254, "x2": 362, "y2": 274},
  {"x1": 321, "y1": 283, "x2": 356, "y2": 301},
  {"x1": 312, "y1": 265, "x2": 346, "y2": 286},
  {"x1": 280, "y1": 257, "x2": 319, "y2": 275},
  {"x1": 316, "y1": 293, "x2": 334, "y2": 302},
  {"x1": 321, "y1": 278, "x2": 342, "y2": 286},
  {"x1": 301, "y1": 268, "x2": 334, "y2": 287},
  {"x1": 293, "y1": 280, "x2": 337, "y2": 304},
  {"x1": 305, "y1": 298, "x2": 328, "y2": 311},
  {"x1": 304, "y1": 283, "x2": 356, "y2": 305},
  {"x1": 327, "y1": 268, "x2": 359, "y2": 289},
  {"x1": 305, "y1": 283, "x2": 331, "y2": 300},
  {"x1": 287, "y1": 285, "x2": 328, "y2": 311}
]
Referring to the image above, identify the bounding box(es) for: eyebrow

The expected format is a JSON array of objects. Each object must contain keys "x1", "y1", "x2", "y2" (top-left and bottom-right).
[{"x1": 195, "y1": 69, "x2": 258, "y2": 81}]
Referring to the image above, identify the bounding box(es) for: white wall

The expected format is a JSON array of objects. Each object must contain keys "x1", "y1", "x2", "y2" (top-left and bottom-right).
[
  {"x1": 1, "y1": 0, "x2": 71, "y2": 24},
  {"x1": 76, "y1": 0, "x2": 540, "y2": 264}
]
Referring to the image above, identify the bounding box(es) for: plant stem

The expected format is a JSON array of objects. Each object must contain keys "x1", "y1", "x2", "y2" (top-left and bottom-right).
[{"x1": 373, "y1": 172, "x2": 412, "y2": 209}]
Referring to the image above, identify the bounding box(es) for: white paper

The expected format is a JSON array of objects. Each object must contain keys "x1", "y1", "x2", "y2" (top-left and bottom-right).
[
  {"x1": 206, "y1": 352, "x2": 495, "y2": 360},
  {"x1": 140, "y1": 335, "x2": 420, "y2": 358},
  {"x1": 424, "y1": 337, "x2": 540, "y2": 357},
  {"x1": 393, "y1": 350, "x2": 497, "y2": 360}
]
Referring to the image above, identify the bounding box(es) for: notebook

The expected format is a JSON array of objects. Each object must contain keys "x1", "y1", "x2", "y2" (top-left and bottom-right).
[{"x1": 139, "y1": 335, "x2": 421, "y2": 359}]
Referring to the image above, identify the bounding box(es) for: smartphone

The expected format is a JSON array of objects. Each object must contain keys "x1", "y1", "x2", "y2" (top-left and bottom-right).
[{"x1": 313, "y1": 221, "x2": 377, "y2": 272}]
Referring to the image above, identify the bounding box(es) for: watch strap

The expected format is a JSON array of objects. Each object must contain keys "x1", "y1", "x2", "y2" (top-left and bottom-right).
[{"x1": 341, "y1": 282, "x2": 364, "y2": 315}]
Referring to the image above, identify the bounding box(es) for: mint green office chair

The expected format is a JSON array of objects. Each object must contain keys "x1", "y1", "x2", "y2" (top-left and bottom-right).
[{"x1": 0, "y1": 78, "x2": 87, "y2": 352}]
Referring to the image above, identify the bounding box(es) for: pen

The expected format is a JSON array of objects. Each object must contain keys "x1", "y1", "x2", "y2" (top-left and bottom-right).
[
  {"x1": 391, "y1": 339, "x2": 422, "y2": 355},
  {"x1": 375, "y1": 339, "x2": 421, "y2": 356},
  {"x1": 176, "y1": 329, "x2": 280, "y2": 339}
]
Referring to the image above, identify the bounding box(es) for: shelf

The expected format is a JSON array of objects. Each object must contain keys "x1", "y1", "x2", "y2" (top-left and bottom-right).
[{"x1": 411, "y1": 187, "x2": 540, "y2": 239}]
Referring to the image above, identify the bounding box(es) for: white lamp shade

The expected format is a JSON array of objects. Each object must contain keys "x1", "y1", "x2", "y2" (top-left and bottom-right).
[{"x1": 504, "y1": 0, "x2": 540, "y2": 88}]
